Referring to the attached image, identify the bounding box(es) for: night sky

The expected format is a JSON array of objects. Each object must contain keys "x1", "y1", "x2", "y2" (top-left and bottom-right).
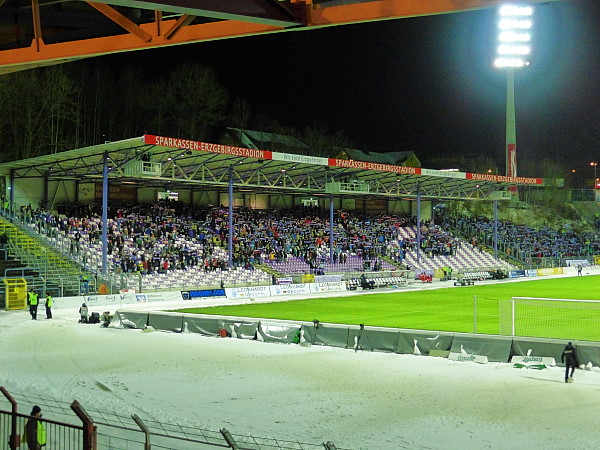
[{"x1": 108, "y1": 0, "x2": 600, "y2": 175}]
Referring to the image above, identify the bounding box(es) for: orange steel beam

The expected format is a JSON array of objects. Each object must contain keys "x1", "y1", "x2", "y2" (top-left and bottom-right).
[
  {"x1": 86, "y1": 2, "x2": 152, "y2": 42},
  {"x1": 0, "y1": 19, "x2": 282, "y2": 72},
  {"x1": 164, "y1": 14, "x2": 197, "y2": 40},
  {"x1": 0, "y1": 0, "x2": 559, "y2": 74}
]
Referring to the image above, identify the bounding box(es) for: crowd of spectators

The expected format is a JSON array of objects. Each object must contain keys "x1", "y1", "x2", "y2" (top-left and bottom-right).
[
  {"x1": 445, "y1": 215, "x2": 600, "y2": 260},
  {"x1": 10, "y1": 200, "x2": 599, "y2": 279}
]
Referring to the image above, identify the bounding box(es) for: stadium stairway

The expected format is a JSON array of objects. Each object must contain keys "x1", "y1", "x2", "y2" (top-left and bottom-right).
[{"x1": 0, "y1": 218, "x2": 82, "y2": 295}]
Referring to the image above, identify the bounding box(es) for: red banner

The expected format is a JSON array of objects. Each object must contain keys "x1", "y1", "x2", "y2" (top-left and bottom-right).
[
  {"x1": 328, "y1": 158, "x2": 420, "y2": 175},
  {"x1": 466, "y1": 173, "x2": 542, "y2": 185},
  {"x1": 144, "y1": 134, "x2": 271, "y2": 160}
]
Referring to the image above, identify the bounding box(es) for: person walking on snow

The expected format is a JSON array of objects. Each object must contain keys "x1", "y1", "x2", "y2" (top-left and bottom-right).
[
  {"x1": 28, "y1": 289, "x2": 39, "y2": 320},
  {"x1": 561, "y1": 341, "x2": 579, "y2": 383},
  {"x1": 44, "y1": 294, "x2": 52, "y2": 319}
]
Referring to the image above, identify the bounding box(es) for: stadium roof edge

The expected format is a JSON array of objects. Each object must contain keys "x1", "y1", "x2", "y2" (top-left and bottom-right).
[{"x1": 0, "y1": 135, "x2": 545, "y2": 201}]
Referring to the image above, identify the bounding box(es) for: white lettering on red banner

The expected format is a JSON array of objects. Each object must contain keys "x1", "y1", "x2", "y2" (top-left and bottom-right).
[
  {"x1": 329, "y1": 158, "x2": 420, "y2": 175},
  {"x1": 144, "y1": 134, "x2": 269, "y2": 160},
  {"x1": 467, "y1": 173, "x2": 541, "y2": 185}
]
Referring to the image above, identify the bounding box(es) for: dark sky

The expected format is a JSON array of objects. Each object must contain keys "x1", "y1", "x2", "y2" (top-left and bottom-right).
[{"x1": 111, "y1": 0, "x2": 600, "y2": 174}]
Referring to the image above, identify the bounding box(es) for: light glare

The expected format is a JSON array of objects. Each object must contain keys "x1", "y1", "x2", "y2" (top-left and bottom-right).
[
  {"x1": 494, "y1": 3, "x2": 534, "y2": 69},
  {"x1": 494, "y1": 57, "x2": 529, "y2": 68},
  {"x1": 498, "y1": 31, "x2": 531, "y2": 42},
  {"x1": 497, "y1": 44, "x2": 531, "y2": 55},
  {"x1": 498, "y1": 18, "x2": 532, "y2": 30},
  {"x1": 499, "y1": 5, "x2": 533, "y2": 16}
]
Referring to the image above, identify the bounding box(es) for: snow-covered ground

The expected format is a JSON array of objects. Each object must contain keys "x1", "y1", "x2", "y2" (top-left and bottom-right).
[{"x1": 1, "y1": 274, "x2": 600, "y2": 449}]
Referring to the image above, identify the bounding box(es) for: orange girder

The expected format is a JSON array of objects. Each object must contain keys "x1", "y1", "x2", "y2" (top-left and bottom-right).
[
  {"x1": 0, "y1": 19, "x2": 282, "y2": 71},
  {"x1": 87, "y1": 2, "x2": 152, "y2": 42},
  {"x1": 0, "y1": 0, "x2": 558, "y2": 73}
]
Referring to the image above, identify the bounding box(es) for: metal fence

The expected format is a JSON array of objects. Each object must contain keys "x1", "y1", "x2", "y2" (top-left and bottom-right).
[
  {"x1": 0, "y1": 387, "x2": 94, "y2": 450},
  {"x1": 0, "y1": 387, "x2": 348, "y2": 450}
]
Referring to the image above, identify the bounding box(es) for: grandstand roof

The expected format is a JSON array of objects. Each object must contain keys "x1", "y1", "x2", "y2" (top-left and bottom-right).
[{"x1": 0, "y1": 134, "x2": 544, "y2": 201}]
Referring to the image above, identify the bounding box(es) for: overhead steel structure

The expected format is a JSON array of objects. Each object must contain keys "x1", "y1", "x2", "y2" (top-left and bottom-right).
[
  {"x1": 0, "y1": 0, "x2": 558, "y2": 75},
  {"x1": 1, "y1": 134, "x2": 543, "y2": 203}
]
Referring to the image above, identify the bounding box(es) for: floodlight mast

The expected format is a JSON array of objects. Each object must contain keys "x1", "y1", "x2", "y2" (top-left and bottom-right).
[{"x1": 494, "y1": 4, "x2": 534, "y2": 193}]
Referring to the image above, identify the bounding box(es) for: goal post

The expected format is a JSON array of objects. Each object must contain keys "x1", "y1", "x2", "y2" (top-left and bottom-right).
[{"x1": 499, "y1": 297, "x2": 600, "y2": 341}]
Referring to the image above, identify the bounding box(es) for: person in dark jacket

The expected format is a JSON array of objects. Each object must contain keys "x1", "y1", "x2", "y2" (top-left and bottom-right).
[
  {"x1": 22, "y1": 405, "x2": 46, "y2": 449},
  {"x1": 561, "y1": 342, "x2": 579, "y2": 383}
]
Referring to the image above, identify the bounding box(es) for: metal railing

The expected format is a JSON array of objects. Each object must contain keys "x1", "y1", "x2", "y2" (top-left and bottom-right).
[
  {"x1": 0, "y1": 387, "x2": 95, "y2": 450},
  {"x1": 1, "y1": 387, "x2": 348, "y2": 450}
]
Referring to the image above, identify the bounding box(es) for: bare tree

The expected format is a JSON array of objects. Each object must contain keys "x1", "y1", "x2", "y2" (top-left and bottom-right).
[{"x1": 161, "y1": 63, "x2": 228, "y2": 140}]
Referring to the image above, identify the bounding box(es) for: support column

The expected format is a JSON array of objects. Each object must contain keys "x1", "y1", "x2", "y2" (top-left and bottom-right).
[
  {"x1": 74, "y1": 180, "x2": 80, "y2": 204},
  {"x1": 43, "y1": 171, "x2": 49, "y2": 209},
  {"x1": 329, "y1": 194, "x2": 334, "y2": 264},
  {"x1": 506, "y1": 68, "x2": 517, "y2": 195},
  {"x1": 416, "y1": 185, "x2": 421, "y2": 265},
  {"x1": 9, "y1": 169, "x2": 14, "y2": 217},
  {"x1": 228, "y1": 166, "x2": 234, "y2": 269},
  {"x1": 493, "y1": 200, "x2": 499, "y2": 259},
  {"x1": 101, "y1": 152, "x2": 109, "y2": 275}
]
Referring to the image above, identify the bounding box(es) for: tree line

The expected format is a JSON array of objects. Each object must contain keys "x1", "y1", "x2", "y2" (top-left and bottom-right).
[{"x1": 0, "y1": 61, "x2": 353, "y2": 162}]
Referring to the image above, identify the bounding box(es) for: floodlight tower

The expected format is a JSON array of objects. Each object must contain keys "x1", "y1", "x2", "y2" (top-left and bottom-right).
[{"x1": 494, "y1": 4, "x2": 534, "y2": 189}]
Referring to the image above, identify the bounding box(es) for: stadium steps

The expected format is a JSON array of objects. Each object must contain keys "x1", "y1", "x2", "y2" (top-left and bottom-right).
[
  {"x1": 255, "y1": 263, "x2": 284, "y2": 278},
  {"x1": 0, "y1": 218, "x2": 82, "y2": 295}
]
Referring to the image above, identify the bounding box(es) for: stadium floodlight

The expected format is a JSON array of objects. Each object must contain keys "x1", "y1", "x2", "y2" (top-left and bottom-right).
[
  {"x1": 493, "y1": 3, "x2": 534, "y2": 191},
  {"x1": 494, "y1": 4, "x2": 534, "y2": 68}
]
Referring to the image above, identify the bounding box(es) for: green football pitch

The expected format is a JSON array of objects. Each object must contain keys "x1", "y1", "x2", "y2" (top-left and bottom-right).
[{"x1": 174, "y1": 275, "x2": 600, "y2": 341}]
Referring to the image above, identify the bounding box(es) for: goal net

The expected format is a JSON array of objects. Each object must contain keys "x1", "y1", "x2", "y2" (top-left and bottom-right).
[{"x1": 499, "y1": 297, "x2": 600, "y2": 341}]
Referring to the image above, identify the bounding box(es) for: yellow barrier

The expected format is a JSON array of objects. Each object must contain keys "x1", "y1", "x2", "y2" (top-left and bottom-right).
[
  {"x1": 536, "y1": 267, "x2": 565, "y2": 276},
  {"x1": 3, "y1": 278, "x2": 27, "y2": 310}
]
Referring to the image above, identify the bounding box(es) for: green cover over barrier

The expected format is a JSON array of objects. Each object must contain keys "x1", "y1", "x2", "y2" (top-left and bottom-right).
[
  {"x1": 511, "y1": 337, "x2": 565, "y2": 364},
  {"x1": 183, "y1": 315, "x2": 223, "y2": 336},
  {"x1": 575, "y1": 342, "x2": 600, "y2": 367},
  {"x1": 300, "y1": 324, "x2": 317, "y2": 344},
  {"x1": 348, "y1": 327, "x2": 398, "y2": 353},
  {"x1": 512, "y1": 338, "x2": 600, "y2": 367},
  {"x1": 110, "y1": 310, "x2": 600, "y2": 367},
  {"x1": 148, "y1": 312, "x2": 184, "y2": 333},
  {"x1": 396, "y1": 330, "x2": 454, "y2": 355},
  {"x1": 451, "y1": 334, "x2": 512, "y2": 362},
  {"x1": 312, "y1": 323, "x2": 350, "y2": 348}
]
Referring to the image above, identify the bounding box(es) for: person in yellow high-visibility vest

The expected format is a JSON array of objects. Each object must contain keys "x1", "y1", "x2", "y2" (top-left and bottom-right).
[
  {"x1": 22, "y1": 405, "x2": 46, "y2": 449},
  {"x1": 45, "y1": 294, "x2": 52, "y2": 319},
  {"x1": 28, "y1": 289, "x2": 39, "y2": 320}
]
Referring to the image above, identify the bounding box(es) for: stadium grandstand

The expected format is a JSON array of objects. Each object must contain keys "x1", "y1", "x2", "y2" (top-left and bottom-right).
[{"x1": 0, "y1": 133, "x2": 550, "y2": 299}]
